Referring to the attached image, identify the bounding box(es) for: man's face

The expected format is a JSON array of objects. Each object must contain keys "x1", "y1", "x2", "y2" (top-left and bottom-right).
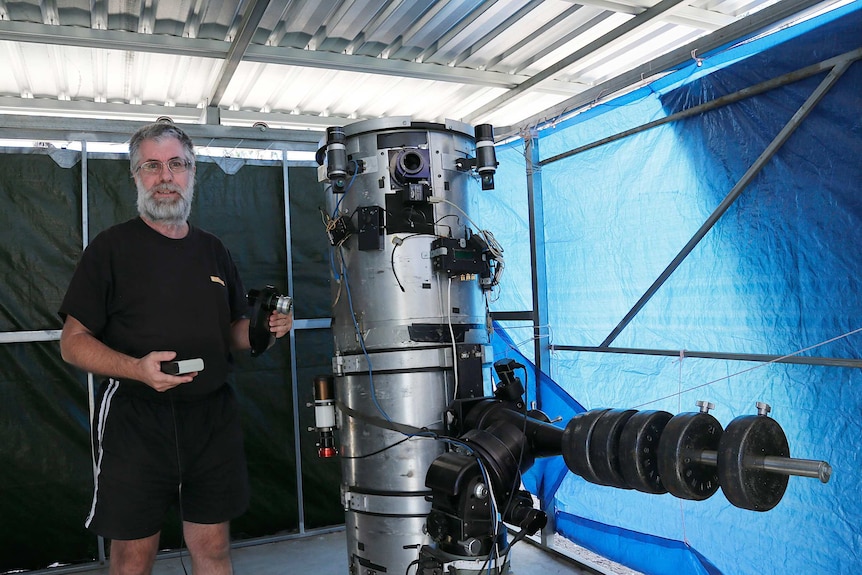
[{"x1": 133, "y1": 137, "x2": 196, "y2": 225}]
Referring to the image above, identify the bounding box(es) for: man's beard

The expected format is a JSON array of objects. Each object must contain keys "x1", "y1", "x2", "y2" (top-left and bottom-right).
[{"x1": 136, "y1": 179, "x2": 194, "y2": 225}]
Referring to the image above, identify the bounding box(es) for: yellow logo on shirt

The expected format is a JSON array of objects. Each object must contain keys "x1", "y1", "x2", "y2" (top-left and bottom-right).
[{"x1": 210, "y1": 276, "x2": 225, "y2": 286}]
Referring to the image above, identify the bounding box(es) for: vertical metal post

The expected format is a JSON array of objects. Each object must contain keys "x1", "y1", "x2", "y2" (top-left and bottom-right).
[
  {"x1": 81, "y1": 140, "x2": 106, "y2": 564},
  {"x1": 524, "y1": 129, "x2": 554, "y2": 544},
  {"x1": 525, "y1": 130, "x2": 551, "y2": 390},
  {"x1": 283, "y1": 151, "x2": 305, "y2": 533},
  {"x1": 81, "y1": 140, "x2": 89, "y2": 249}
]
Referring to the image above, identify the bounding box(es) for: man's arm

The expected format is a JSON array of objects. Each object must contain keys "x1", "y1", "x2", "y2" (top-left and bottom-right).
[
  {"x1": 60, "y1": 315, "x2": 196, "y2": 392},
  {"x1": 230, "y1": 318, "x2": 251, "y2": 351}
]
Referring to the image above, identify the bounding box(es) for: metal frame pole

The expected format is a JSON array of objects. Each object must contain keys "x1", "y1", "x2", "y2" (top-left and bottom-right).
[
  {"x1": 524, "y1": 129, "x2": 555, "y2": 545},
  {"x1": 601, "y1": 53, "x2": 856, "y2": 347},
  {"x1": 283, "y1": 151, "x2": 306, "y2": 533}
]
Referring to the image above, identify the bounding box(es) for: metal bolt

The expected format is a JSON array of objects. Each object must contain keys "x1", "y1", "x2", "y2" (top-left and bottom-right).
[
  {"x1": 756, "y1": 402, "x2": 772, "y2": 416},
  {"x1": 696, "y1": 400, "x2": 715, "y2": 413},
  {"x1": 473, "y1": 483, "x2": 488, "y2": 499}
]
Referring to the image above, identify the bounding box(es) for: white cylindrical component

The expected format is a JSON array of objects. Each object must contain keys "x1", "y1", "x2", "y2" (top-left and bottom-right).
[{"x1": 314, "y1": 402, "x2": 337, "y2": 429}]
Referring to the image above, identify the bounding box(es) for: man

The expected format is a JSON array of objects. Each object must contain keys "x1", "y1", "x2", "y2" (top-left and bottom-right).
[{"x1": 59, "y1": 121, "x2": 292, "y2": 575}]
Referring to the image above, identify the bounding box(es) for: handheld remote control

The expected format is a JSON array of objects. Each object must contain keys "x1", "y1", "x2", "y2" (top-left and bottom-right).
[{"x1": 160, "y1": 358, "x2": 204, "y2": 375}]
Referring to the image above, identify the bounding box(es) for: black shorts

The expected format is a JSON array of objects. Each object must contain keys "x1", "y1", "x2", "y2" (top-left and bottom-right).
[{"x1": 86, "y1": 380, "x2": 249, "y2": 540}]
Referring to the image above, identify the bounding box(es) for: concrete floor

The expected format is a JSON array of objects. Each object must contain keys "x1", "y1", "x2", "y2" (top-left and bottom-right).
[{"x1": 61, "y1": 528, "x2": 603, "y2": 575}]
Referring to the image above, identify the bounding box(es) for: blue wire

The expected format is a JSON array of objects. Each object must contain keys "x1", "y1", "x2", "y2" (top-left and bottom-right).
[
  {"x1": 339, "y1": 247, "x2": 392, "y2": 423},
  {"x1": 331, "y1": 159, "x2": 359, "y2": 219},
  {"x1": 331, "y1": 190, "x2": 345, "y2": 219},
  {"x1": 329, "y1": 246, "x2": 341, "y2": 281},
  {"x1": 328, "y1": 159, "x2": 360, "y2": 278},
  {"x1": 331, "y1": 162, "x2": 391, "y2": 424},
  {"x1": 443, "y1": 437, "x2": 500, "y2": 573}
]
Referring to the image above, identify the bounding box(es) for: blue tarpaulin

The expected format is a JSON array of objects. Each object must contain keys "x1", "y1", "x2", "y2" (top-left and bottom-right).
[{"x1": 490, "y1": 3, "x2": 862, "y2": 574}]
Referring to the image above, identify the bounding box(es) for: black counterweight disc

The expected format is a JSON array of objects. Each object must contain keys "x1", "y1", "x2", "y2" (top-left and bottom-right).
[
  {"x1": 619, "y1": 410, "x2": 673, "y2": 494},
  {"x1": 657, "y1": 412, "x2": 723, "y2": 500},
  {"x1": 562, "y1": 408, "x2": 611, "y2": 486},
  {"x1": 718, "y1": 415, "x2": 790, "y2": 511},
  {"x1": 589, "y1": 409, "x2": 638, "y2": 489}
]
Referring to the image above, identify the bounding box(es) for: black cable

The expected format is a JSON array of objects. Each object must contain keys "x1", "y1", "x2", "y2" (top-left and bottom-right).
[
  {"x1": 169, "y1": 396, "x2": 191, "y2": 575},
  {"x1": 432, "y1": 214, "x2": 455, "y2": 237},
  {"x1": 402, "y1": 205, "x2": 429, "y2": 227},
  {"x1": 389, "y1": 233, "x2": 441, "y2": 293},
  {"x1": 476, "y1": 541, "x2": 498, "y2": 575},
  {"x1": 340, "y1": 436, "x2": 413, "y2": 459},
  {"x1": 391, "y1": 239, "x2": 406, "y2": 292}
]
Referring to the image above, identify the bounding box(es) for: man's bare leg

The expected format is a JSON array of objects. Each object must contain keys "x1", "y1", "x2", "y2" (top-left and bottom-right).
[
  {"x1": 108, "y1": 533, "x2": 160, "y2": 575},
  {"x1": 184, "y1": 521, "x2": 233, "y2": 575}
]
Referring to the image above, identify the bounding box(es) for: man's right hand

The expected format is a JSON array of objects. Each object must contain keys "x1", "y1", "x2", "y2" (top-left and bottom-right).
[
  {"x1": 60, "y1": 315, "x2": 196, "y2": 391},
  {"x1": 136, "y1": 351, "x2": 198, "y2": 392}
]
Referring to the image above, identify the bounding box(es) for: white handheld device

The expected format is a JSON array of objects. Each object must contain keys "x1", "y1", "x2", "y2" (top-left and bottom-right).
[{"x1": 160, "y1": 358, "x2": 205, "y2": 375}]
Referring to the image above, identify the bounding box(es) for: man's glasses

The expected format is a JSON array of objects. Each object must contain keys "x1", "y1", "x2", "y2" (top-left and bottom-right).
[{"x1": 136, "y1": 158, "x2": 192, "y2": 175}]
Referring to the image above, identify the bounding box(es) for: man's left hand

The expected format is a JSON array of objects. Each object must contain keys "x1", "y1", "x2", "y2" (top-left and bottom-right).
[{"x1": 269, "y1": 310, "x2": 293, "y2": 338}]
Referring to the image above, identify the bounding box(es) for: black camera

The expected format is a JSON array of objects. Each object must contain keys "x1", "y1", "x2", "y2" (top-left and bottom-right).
[
  {"x1": 247, "y1": 285, "x2": 292, "y2": 357},
  {"x1": 248, "y1": 285, "x2": 293, "y2": 315}
]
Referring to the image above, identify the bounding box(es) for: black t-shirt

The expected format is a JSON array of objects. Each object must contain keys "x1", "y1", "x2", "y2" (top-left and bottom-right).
[{"x1": 60, "y1": 217, "x2": 248, "y2": 399}]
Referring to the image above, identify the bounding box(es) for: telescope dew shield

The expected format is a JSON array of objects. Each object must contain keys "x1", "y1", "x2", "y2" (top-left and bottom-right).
[
  {"x1": 474, "y1": 124, "x2": 497, "y2": 190},
  {"x1": 326, "y1": 126, "x2": 349, "y2": 193}
]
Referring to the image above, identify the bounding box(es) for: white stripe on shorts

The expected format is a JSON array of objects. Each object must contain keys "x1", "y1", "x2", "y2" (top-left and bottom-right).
[{"x1": 85, "y1": 378, "x2": 121, "y2": 529}]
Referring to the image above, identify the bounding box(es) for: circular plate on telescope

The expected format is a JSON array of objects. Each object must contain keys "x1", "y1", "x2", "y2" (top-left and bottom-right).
[
  {"x1": 618, "y1": 410, "x2": 673, "y2": 494},
  {"x1": 588, "y1": 409, "x2": 638, "y2": 489},
  {"x1": 717, "y1": 415, "x2": 790, "y2": 511},
  {"x1": 562, "y1": 409, "x2": 611, "y2": 486},
  {"x1": 657, "y1": 412, "x2": 723, "y2": 501}
]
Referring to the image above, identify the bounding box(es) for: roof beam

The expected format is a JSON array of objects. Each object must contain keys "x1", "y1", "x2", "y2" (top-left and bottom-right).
[
  {"x1": 451, "y1": 0, "x2": 547, "y2": 67},
  {"x1": 483, "y1": 1, "x2": 585, "y2": 71},
  {"x1": 464, "y1": 0, "x2": 689, "y2": 123},
  {"x1": 498, "y1": 0, "x2": 836, "y2": 138},
  {"x1": 0, "y1": 110, "x2": 323, "y2": 148},
  {"x1": 417, "y1": 0, "x2": 501, "y2": 64},
  {"x1": 242, "y1": 43, "x2": 572, "y2": 95},
  {"x1": 208, "y1": 0, "x2": 271, "y2": 106},
  {"x1": 510, "y1": 11, "x2": 617, "y2": 75},
  {"x1": 344, "y1": 1, "x2": 404, "y2": 55},
  {"x1": 0, "y1": 19, "x2": 581, "y2": 95},
  {"x1": 561, "y1": 0, "x2": 784, "y2": 32},
  {"x1": 0, "y1": 92, "x2": 352, "y2": 137},
  {"x1": 0, "y1": 20, "x2": 224, "y2": 56}
]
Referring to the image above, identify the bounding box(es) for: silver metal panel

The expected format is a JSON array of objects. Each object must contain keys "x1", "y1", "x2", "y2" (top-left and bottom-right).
[
  {"x1": 338, "y1": 369, "x2": 451, "y2": 492},
  {"x1": 345, "y1": 513, "x2": 430, "y2": 575}
]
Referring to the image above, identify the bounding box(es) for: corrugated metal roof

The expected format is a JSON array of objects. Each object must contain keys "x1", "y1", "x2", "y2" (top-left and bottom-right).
[{"x1": 0, "y1": 0, "x2": 844, "y2": 139}]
